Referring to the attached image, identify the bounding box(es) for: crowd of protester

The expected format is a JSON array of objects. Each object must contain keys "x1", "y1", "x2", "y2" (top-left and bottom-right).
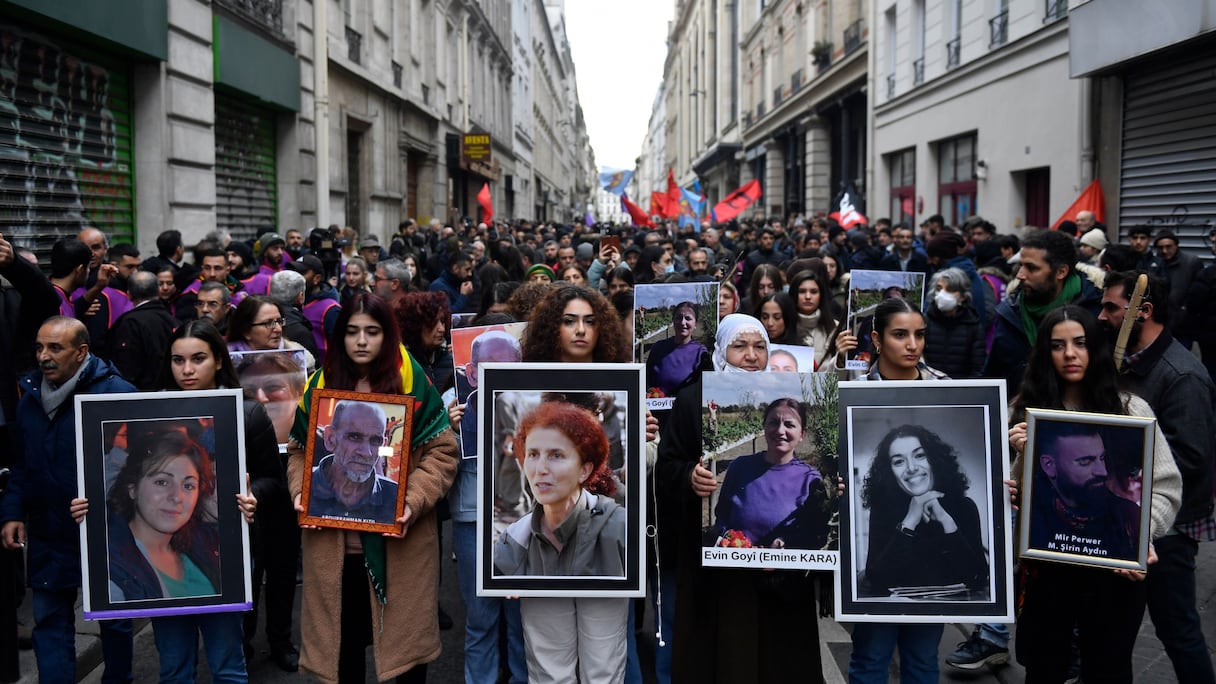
[{"x1": 0, "y1": 204, "x2": 1213, "y2": 683}]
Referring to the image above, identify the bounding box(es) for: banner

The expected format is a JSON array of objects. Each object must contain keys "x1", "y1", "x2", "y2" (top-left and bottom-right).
[
  {"x1": 477, "y1": 182, "x2": 493, "y2": 224},
  {"x1": 600, "y1": 168, "x2": 634, "y2": 196},
  {"x1": 1051, "y1": 179, "x2": 1105, "y2": 230},
  {"x1": 829, "y1": 182, "x2": 868, "y2": 229},
  {"x1": 621, "y1": 193, "x2": 655, "y2": 228}
]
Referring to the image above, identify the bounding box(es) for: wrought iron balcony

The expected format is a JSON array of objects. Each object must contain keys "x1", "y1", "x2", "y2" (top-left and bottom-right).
[
  {"x1": 886, "y1": 74, "x2": 895, "y2": 99},
  {"x1": 946, "y1": 37, "x2": 961, "y2": 68},
  {"x1": 214, "y1": 0, "x2": 284, "y2": 36},
  {"x1": 1044, "y1": 0, "x2": 1069, "y2": 22},
  {"x1": 843, "y1": 19, "x2": 864, "y2": 55},
  {"x1": 791, "y1": 68, "x2": 804, "y2": 93},
  {"x1": 773, "y1": 86, "x2": 783, "y2": 108},
  {"x1": 913, "y1": 58, "x2": 924, "y2": 85},
  {"x1": 756, "y1": 101, "x2": 766, "y2": 119},
  {"x1": 744, "y1": 110, "x2": 754, "y2": 128},
  {"x1": 989, "y1": 10, "x2": 1009, "y2": 48},
  {"x1": 346, "y1": 26, "x2": 362, "y2": 64},
  {"x1": 392, "y1": 61, "x2": 403, "y2": 88}
]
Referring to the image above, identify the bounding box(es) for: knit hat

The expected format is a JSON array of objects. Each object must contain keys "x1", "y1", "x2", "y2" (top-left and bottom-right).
[
  {"x1": 226, "y1": 240, "x2": 254, "y2": 267},
  {"x1": 576, "y1": 242, "x2": 595, "y2": 260},
  {"x1": 926, "y1": 231, "x2": 967, "y2": 260},
  {"x1": 525, "y1": 264, "x2": 555, "y2": 282},
  {"x1": 255, "y1": 232, "x2": 284, "y2": 259},
  {"x1": 359, "y1": 234, "x2": 381, "y2": 251},
  {"x1": 1080, "y1": 228, "x2": 1108, "y2": 251}
]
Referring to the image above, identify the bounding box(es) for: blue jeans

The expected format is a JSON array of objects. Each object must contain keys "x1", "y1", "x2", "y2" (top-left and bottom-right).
[
  {"x1": 32, "y1": 588, "x2": 132, "y2": 684},
  {"x1": 452, "y1": 521, "x2": 526, "y2": 684},
  {"x1": 849, "y1": 622, "x2": 943, "y2": 684},
  {"x1": 976, "y1": 622, "x2": 1010, "y2": 648},
  {"x1": 153, "y1": 612, "x2": 248, "y2": 683},
  {"x1": 1146, "y1": 534, "x2": 1216, "y2": 684}
]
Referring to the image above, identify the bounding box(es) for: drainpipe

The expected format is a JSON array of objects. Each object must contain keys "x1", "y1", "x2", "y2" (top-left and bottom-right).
[{"x1": 314, "y1": 0, "x2": 330, "y2": 226}]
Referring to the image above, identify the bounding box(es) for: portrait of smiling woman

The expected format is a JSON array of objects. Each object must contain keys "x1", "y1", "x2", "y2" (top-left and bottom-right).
[{"x1": 858, "y1": 424, "x2": 989, "y2": 598}]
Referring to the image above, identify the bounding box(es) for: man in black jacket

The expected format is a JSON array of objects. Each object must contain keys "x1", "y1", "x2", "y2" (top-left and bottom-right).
[
  {"x1": 880, "y1": 224, "x2": 930, "y2": 275},
  {"x1": 107, "y1": 271, "x2": 178, "y2": 390},
  {"x1": 1100, "y1": 270, "x2": 1216, "y2": 684}
]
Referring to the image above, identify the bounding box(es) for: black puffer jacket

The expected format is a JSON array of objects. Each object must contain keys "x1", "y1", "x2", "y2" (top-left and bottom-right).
[{"x1": 924, "y1": 303, "x2": 986, "y2": 379}]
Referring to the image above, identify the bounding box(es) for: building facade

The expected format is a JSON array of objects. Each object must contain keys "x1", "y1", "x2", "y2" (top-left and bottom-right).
[
  {"x1": 868, "y1": 0, "x2": 1084, "y2": 232},
  {"x1": 0, "y1": 0, "x2": 594, "y2": 262},
  {"x1": 1070, "y1": 0, "x2": 1215, "y2": 257}
]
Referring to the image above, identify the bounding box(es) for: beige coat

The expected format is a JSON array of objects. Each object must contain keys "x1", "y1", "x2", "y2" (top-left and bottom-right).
[{"x1": 288, "y1": 429, "x2": 459, "y2": 683}]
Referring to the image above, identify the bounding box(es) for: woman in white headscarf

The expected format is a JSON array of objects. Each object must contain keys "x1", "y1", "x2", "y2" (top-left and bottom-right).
[{"x1": 654, "y1": 313, "x2": 830, "y2": 683}]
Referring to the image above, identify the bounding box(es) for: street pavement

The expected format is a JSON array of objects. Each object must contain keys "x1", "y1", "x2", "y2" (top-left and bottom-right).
[{"x1": 14, "y1": 522, "x2": 1213, "y2": 682}]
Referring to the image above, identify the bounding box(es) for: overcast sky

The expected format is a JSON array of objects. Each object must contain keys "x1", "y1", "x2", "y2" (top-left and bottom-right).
[{"x1": 563, "y1": 1, "x2": 675, "y2": 172}]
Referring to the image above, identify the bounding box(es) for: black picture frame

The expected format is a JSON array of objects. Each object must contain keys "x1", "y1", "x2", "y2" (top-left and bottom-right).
[
  {"x1": 836, "y1": 380, "x2": 1014, "y2": 623},
  {"x1": 476, "y1": 363, "x2": 645, "y2": 597},
  {"x1": 76, "y1": 390, "x2": 252, "y2": 619}
]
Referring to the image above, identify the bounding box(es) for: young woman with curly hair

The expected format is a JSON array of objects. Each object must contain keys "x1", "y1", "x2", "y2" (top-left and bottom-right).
[
  {"x1": 394, "y1": 291, "x2": 454, "y2": 393},
  {"x1": 520, "y1": 285, "x2": 630, "y2": 364},
  {"x1": 518, "y1": 283, "x2": 638, "y2": 682}
]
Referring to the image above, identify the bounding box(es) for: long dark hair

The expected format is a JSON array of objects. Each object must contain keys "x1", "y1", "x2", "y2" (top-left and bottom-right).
[
  {"x1": 746, "y1": 264, "x2": 785, "y2": 316},
  {"x1": 1013, "y1": 305, "x2": 1125, "y2": 419},
  {"x1": 324, "y1": 292, "x2": 404, "y2": 395},
  {"x1": 861, "y1": 424, "x2": 969, "y2": 510},
  {"x1": 635, "y1": 246, "x2": 666, "y2": 284},
  {"x1": 758, "y1": 292, "x2": 798, "y2": 344},
  {"x1": 158, "y1": 320, "x2": 240, "y2": 390}
]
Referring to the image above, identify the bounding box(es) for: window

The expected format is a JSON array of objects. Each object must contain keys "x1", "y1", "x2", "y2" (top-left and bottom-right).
[
  {"x1": 937, "y1": 134, "x2": 977, "y2": 227},
  {"x1": 913, "y1": 0, "x2": 926, "y2": 84},
  {"x1": 947, "y1": 0, "x2": 962, "y2": 67},
  {"x1": 886, "y1": 6, "x2": 897, "y2": 99},
  {"x1": 888, "y1": 148, "x2": 916, "y2": 225}
]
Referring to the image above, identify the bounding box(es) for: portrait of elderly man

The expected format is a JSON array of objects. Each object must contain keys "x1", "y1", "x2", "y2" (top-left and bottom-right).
[
  {"x1": 1029, "y1": 421, "x2": 1140, "y2": 561},
  {"x1": 308, "y1": 400, "x2": 398, "y2": 523}
]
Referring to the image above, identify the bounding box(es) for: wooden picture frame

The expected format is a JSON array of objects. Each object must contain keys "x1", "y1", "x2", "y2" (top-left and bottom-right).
[{"x1": 298, "y1": 389, "x2": 414, "y2": 534}]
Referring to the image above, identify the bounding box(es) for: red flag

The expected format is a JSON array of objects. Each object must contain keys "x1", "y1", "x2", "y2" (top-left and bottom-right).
[
  {"x1": 664, "y1": 169, "x2": 681, "y2": 219},
  {"x1": 621, "y1": 193, "x2": 654, "y2": 228},
  {"x1": 477, "y1": 182, "x2": 493, "y2": 224},
  {"x1": 711, "y1": 180, "x2": 763, "y2": 223},
  {"x1": 1051, "y1": 179, "x2": 1105, "y2": 230},
  {"x1": 650, "y1": 191, "x2": 669, "y2": 218}
]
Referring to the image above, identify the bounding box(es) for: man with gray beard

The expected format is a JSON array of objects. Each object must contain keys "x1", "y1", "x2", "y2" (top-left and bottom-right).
[{"x1": 307, "y1": 401, "x2": 398, "y2": 523}]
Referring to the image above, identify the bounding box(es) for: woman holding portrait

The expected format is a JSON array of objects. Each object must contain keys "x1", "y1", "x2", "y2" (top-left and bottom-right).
[
  {"x1": 645, "y1": 301, "x2": 711, "y2": 398},
  {"x1": 287, "y1": 293, "x2": 458, "y2": 683},
  {"x1": 713, "y1": 398, "x2": 830, "y2": 550},
  {"x1": 656, "y1": 314, "x2": 827, "y2": 683}
]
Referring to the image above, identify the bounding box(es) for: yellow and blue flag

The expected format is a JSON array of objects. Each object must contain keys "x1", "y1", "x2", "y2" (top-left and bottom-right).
[{"x1": 678, "y1": 188, "x2": 705, "y2": 232}]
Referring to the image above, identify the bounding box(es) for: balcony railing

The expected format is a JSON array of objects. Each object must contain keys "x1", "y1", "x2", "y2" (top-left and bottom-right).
[
  {"x1": 744, "y1": 110, "x2": 754, "y2": 127},
  {"x1": 843, "y1": 19, "x2": 864, "y2": 54},
  {"x1": 946, "y1": 37, "x2": 961, "y2": 68},
  {"x1": 791, "y1": 68, "x2": 804, "y2": 93},
  {"x1": 913, "y1": 57, "x2": 924, "y2": 85},
  {"x1": 989, "y1": 10, "x2": 1009, "y2": 48},
  {"x1": 886, "y1": 74, "x2": 895, "y2": 99},
  {"x1": 756, "y1": 101, "x2": 766, "y2": 119},
  {"x1": 213, "y1": 0, "x2": 284, "y2": 36},
  {"x1": 346, "y1": 26, "x2": 362, "y2": 64},
  {"x1": 1045, "y1": 0, "x2": 1069, "y2": 22},
  {"x1": 392, "y1": 61, "x2": 403, "y2": 88},
  {"x1": 773, "y1": 86, "x2": 783, "y2": 108}
]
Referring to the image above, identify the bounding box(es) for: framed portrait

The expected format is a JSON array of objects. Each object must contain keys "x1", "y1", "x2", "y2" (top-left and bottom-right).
[
  {"x1": 298, "y1": 389, "x2": 414, "y2": 534},
  {"x1": 1019, "y1": 408, "x2": 1155, "y2": 572},
  {"x1": 450, "y1": 322, "x2": 528, "y2": 459},
  {"x1": 633, "y1": 282, "x2": 719, "y2": 411},
  {"x1": 230, "y1": 348, "x2": 309, "y2": 445},
  {"x1": 836, "y1": 380, "x2": 1014, "y2": 623},
  {"x1": 476, "y1": 363, "x2": 645, "y2": 598},
  {"x1": 76, "y1": 390, "x2": 252, "y2": 620},
  {"x1": 769, "y1": 344, "x2": 816, "y2": 373},
  {"x1": 700, "y1": 371, "x2": 840, "y2": 570},
  {"x1": 844, "y1": 269, "x2": 926, "y2": 371}
]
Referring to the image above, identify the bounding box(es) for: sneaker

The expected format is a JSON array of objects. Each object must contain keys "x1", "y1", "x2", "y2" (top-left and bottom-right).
[{"x1": 945, "y1": 629, "x2": 1009, "y2": 670}]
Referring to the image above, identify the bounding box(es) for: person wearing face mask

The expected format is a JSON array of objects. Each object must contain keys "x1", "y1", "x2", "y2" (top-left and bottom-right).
[
  {"x1": 635, "y1": 246, "x2": 674, "y2": 284},
  {"x1": 924, "y1": 268, "x2": 986, "y2": 378}
]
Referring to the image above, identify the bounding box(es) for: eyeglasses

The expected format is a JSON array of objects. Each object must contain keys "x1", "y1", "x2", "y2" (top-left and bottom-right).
[{"x1": 251, "y1": 317, "x2": 286, "y2": 330}]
